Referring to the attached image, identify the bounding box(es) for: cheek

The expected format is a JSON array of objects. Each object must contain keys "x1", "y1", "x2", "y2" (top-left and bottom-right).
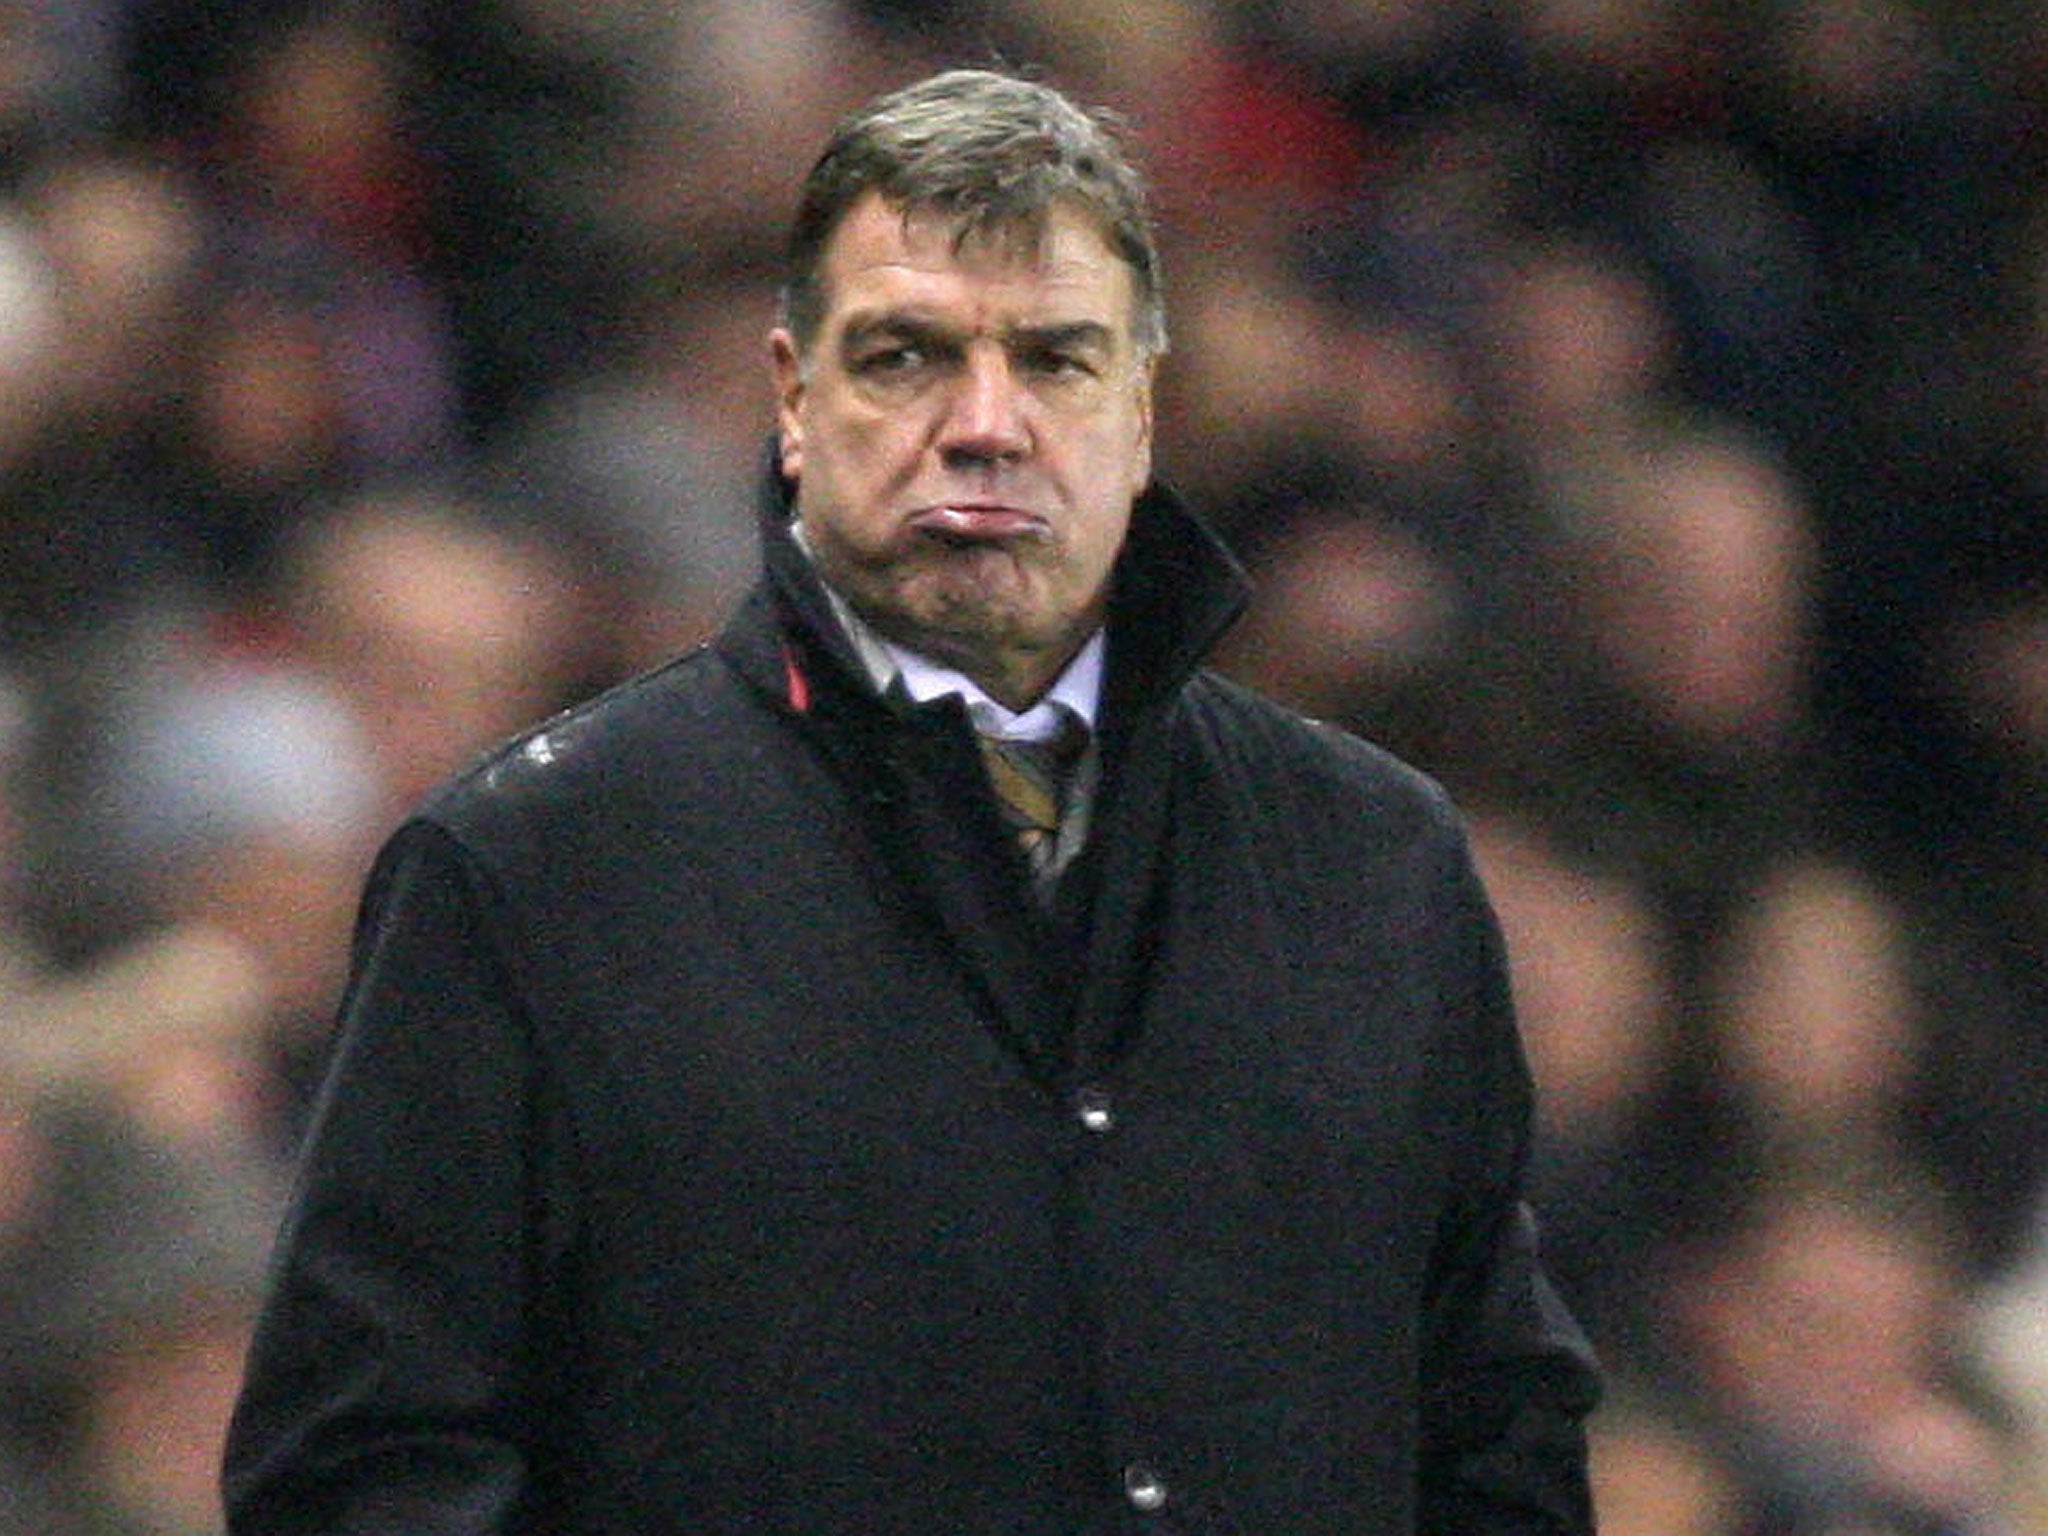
[
  {"x1": 817, "y1": 401, "x2": 924, "y2": 477},
  {"x1": 800, "y1": 415, "x2": 929, "y2": 547},
  {"x1": 1072, "y1": 481, "x2": 1138, "y2": 570},
  {"x1": 1107, "y1": 427, "x2": 1152, "y2": 508}
]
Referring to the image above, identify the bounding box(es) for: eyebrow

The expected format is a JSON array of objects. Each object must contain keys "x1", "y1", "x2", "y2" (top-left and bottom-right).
[
  {"x1": 1013, "y1": 319, "x2": 1118, "y2": 356},
  {"x1": 839, "y1": 312, "x2": 1120, "y2": 356}
]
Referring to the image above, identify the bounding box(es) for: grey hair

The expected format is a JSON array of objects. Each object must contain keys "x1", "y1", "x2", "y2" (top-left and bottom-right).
[{"x1": 780, "y1": 68, "x2": 1166, "y2": 357}]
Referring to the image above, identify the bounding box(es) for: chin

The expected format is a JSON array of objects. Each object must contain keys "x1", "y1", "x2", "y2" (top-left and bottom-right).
[{"x1": 904, "y1": 555, "x2": 1036, "y2": 617}]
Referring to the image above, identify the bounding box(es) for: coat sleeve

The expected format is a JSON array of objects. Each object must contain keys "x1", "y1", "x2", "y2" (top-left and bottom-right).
[
  {"x1": 222, "y1": 819, "x2": 572, "y2": 1536},
  {"x1": 1413, "y1": 837, "x2": 1602, "y2": 1535}
]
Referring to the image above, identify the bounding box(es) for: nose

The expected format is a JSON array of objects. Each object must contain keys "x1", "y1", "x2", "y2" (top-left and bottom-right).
[{"x1": 938, "y1": 344, "x2": 1029, "y2": 468}]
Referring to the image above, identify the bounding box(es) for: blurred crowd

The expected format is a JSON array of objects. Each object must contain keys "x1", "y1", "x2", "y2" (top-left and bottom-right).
[{"x1": 5, "y1": 0, "x2": 2048, "y2": 1531}]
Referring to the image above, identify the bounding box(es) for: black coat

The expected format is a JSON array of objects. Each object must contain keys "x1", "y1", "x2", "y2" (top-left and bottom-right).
[{"x1": 223, "y1": 474, "x2": 1599, "y2": 1534}]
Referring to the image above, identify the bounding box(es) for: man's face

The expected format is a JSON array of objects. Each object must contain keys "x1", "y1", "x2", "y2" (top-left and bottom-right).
[{"x1": 771, "y1": 192, "x2": 1155, "y2": 708}]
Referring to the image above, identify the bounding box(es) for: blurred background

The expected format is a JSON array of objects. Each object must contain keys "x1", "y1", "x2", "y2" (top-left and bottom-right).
[{"x1": 4, "y1": 1, "x2": 2048, "y2": 1531}]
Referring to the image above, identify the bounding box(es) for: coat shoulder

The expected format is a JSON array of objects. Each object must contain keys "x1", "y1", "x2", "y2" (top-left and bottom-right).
[
  {"x1": 413, "y1": 645, "x2": 769, "y2": 851},
  {"x1": 1178, "y1": 669, "x2": 1462, "y2": 845}
]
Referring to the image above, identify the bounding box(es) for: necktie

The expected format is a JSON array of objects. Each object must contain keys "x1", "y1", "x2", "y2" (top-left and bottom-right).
[{"x1": 978, "y1": 725, "x2": 1085, "y2": 888}]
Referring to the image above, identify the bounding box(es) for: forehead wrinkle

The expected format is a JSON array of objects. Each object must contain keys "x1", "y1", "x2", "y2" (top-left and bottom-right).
[
  {"x1": 810, "y1": 196, "x2": 1142, "y2": 356},
  {"x1": 838, "y1": 309, "x2": 1116, "y2": 348},
  {"x1": 837, "y1": 212, "x2": 1102, "y2": 286},
  {"x1": 836, "y1": 255, "x2": 1124, "y2": 306}
]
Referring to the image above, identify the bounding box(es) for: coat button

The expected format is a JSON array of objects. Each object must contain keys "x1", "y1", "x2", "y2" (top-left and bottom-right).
[
  {"x1": 1074, "y1": 1085, "x2": 1115, "y2": 1134},
  {"x1": 1122, "y1": 1462, "x2": 1168, "y2": 1512}
]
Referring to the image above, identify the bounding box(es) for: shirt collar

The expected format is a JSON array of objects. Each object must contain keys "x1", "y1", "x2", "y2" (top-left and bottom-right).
[{"x1": 888, "y1": 629, "x2": 1104, "y2": 744}]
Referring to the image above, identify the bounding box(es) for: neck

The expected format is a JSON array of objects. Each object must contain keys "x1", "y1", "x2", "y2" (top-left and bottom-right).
[{"x1": 924, "y1": 641, "x2": 1074, "y2": 714}]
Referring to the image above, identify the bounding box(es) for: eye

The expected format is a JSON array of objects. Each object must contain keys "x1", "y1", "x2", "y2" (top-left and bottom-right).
[
  {"x1": 854, "y1": 343, "x2": 927, "y2": 376},
  {"x1": 1019, "y1": 344, "x2": 1095, "y2": 379}
]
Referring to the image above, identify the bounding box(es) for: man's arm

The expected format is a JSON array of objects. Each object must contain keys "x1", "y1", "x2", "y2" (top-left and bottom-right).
[
  {"x1": 1415, "y1": 846, "x2": 1602, "y2": 1535},
  {"x1": 223, "y1": 820, "x2": 567, "y2": 1535}
]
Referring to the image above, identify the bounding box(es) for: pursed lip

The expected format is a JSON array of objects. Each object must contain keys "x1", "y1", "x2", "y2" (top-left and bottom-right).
[{"x1": 908, "y1": 503, "x2": 1052, "y2": 543}]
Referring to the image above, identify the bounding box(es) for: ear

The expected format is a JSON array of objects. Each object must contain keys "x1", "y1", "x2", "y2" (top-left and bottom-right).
[
  {"x1": 1129, "y1": 357, "x2": 1156, "y2": 495},
  {"x1": 769, "y1": 328, "x2": 805, "y2": 480}
]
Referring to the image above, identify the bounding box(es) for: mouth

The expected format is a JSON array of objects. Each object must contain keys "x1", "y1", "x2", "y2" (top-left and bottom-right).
[{"x1": 909, "y1": 504, "x2": 1052, "y2": 548}]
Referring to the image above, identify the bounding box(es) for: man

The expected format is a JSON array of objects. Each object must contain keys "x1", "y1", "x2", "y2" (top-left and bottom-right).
[{"x1": 223, "y1": 68, "x2": 1600, "y2": 1534}]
